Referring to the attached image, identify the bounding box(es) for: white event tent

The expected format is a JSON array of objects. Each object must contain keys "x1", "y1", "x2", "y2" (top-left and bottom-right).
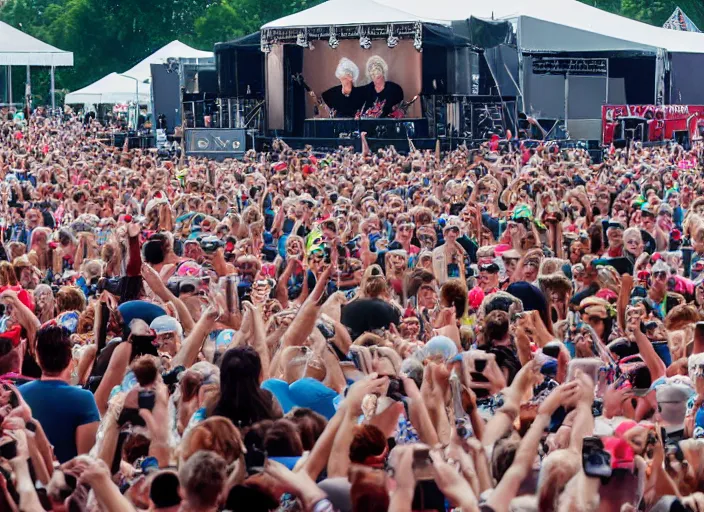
[
  {"x1": 0, "y1": 20, "x2": 73, "y2": 109},
  {"x1": 261, "y1": 0, "x2": 704, "y2": 54},
  {"x1": 65, "y1": 40, "x2": 212, "y2": 107},
  {"x1": 63, "y1": 72, "x2": 151, "y2": 105}
]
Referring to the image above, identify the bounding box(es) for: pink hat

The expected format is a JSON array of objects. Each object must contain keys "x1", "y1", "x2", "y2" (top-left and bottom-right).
[
  {"x1": 614, "y1": 420, "x2": 638, "y2": 437},
  {"x1": 602, "y1": 436, "x2": 635, "y2": 471},
  {"x1": 596, "y1": 288, "x2": 618, "y2": 303},
  {"x1": 468, "y1": 287, "x2": 485, "y2": 310},
  {"x1": 176, "y1": 261, "x2": 202, "y2": 277},
  {"x1": 494, "y1": 244, "x2": 512, "y2": 257}
]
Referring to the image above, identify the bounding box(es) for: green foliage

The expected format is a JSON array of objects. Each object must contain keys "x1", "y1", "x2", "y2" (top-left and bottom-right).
[
  {"x1": 579, "y1": 0, "x2": 704, "y2": 30},
  {"x1": 0, "y1": 0, "x2": 323, "y2": 100}
]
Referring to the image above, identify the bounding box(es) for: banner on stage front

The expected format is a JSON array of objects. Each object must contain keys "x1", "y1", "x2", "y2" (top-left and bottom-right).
[{"x1": 602, "y1": 104, "x2": 704, "y2": 144}]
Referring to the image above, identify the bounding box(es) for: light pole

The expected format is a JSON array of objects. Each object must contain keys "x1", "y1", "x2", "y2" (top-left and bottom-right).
[{"x1": 121, "y1": 74, "x2": 140, "y2": 129}]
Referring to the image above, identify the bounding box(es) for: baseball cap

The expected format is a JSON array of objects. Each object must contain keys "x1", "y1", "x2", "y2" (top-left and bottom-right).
[
  {"x1": 602, "y1": 436, "x2": 635, "y2": 471},
  {"x1": 150, "y1": 315, "x2": 184, "y2": 340}
]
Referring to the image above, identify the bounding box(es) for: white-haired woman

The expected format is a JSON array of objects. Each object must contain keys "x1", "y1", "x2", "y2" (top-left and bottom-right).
[
  {"x1": 362, "y1": 55, "x2": 404, "y2": 118},
  {"x1": 321, "y1": 57, "x2": 366, "y2": 118}
]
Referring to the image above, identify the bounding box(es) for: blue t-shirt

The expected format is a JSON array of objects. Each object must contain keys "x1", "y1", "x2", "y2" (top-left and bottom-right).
[{"x1": 19, "y1": 380, "x2": 100, "y2": 463}]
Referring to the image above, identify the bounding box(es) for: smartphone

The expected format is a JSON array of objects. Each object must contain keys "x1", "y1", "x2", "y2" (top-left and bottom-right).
[
  {"x1": 2, "y1": 384, "x2": 18, "y2": 408},
  {"x1": 138, "y1": 390, "x2": 155, "y2": 411},
  {"x1": 130, "y1": 334, "x2": 158, "y2": 358},
  {"x1": 386, "y1": 377, "x2": 406, "y2": 401},
  {"x1": 224, "y1": 276, "x2": 238, "y2": 315},
  {"x1": 695, "y1": 322, "x2": 704, "y2": 347},
  {"x1": 542, "y1": 343, "x2": 561, "y2": 359},
  {"x1": 412, "y1": 447, "x2": 434, "y2": 481},
  {"x1": 412, "y1": 480, "x2": 445, "y2": 512},
  {"x1": 474, "y1": 358, "x2": 487, "y2": 373},
  {"x1": 245, "y1": 446, "x2": 267, "y2": 475},
  {"x1": 117, "y1": 408, "x2": 146, "y2": 427},
  {"x1": 582, "y1": 437, "x2": 612, "y2": 479},
  {"x1": 0, "y1": 439, "x2": 16, "y2": 460}
]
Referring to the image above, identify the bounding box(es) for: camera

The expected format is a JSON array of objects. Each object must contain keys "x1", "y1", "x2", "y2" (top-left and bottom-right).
[
  {"x1": 200, "y1": 235, "x2": 224, "y2": 254},
  {"x1": 582, "y1": 436, "x2": 612, "y2": 480},
  {"x1": 166, "y1": 277, "x2": 204, "y2": 297}
]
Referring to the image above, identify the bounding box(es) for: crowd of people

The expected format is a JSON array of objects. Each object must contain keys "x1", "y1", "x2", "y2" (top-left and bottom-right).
[{"x1": 0, "y1": 107, "x2": 703, "y2": 511}]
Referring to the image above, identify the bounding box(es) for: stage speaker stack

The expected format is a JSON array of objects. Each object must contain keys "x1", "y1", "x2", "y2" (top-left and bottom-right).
[{"x1": 151, "y1": 64, "x2": 181, "y2": 135}]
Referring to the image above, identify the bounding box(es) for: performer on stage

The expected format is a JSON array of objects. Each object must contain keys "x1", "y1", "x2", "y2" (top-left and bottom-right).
[
  {"x1": 362, "y1": 55, "x2": 404, "y2": 118},
  {"x1": 321, "y1": 58, "x2": 366, "y2": 118}
]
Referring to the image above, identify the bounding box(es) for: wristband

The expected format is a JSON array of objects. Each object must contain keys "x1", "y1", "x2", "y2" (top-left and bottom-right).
[{"x1": 311, "y1": 498, "x2": 335, "y2": 512}]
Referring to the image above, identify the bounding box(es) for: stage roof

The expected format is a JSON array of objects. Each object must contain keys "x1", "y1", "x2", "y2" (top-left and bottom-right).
[
  {"x1": 0, "y1": 21, "x2": 73, "y2": 66},
  {"x1": 215, "y1": 32, "x2": 262, "y2": 53},
  {"x1": 262, "y1": 0, "x2": 704, "y2": 54},
  {"x1": 122, "y1": 40, "x2": 212, "y2": 82}
]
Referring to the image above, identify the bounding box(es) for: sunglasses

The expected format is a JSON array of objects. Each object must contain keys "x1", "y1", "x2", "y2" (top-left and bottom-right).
[
  {"x1": 444, "y1": 226, "x2": 460, "y2": 234},
  {"x1": 653, "y1": 271, "x2": 668, "y2": 279}
]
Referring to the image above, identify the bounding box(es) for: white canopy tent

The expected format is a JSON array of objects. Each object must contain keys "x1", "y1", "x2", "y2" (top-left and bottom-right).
[
  {"x1": 0, "y1": 20, "x2": 73, "y2": 66},
  {"x1": 0, "y1": 20, "x2": 73, "y2": 109},
  {"x1": 64, "y1": 72, "x2": 151, "y2": 105},
  {"x1": 262, "y1": 0, "x2": 704, "y2": 54},
  {"x1": 65, "y1": 40, "x2": 212, "y2": 108},
  {"x1": 122, "y1": 40, "x2": 212, "y2": 82}
]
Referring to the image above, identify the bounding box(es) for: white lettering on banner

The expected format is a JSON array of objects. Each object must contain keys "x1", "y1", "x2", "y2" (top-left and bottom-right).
[{"x1": 665, "y1": 105, "x2": 689, "y2": 115}]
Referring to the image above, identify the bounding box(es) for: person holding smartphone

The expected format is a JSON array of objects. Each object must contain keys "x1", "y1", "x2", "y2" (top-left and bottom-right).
[{"x1": 18, "y1": 324, "x2": 100, "y2": 463}]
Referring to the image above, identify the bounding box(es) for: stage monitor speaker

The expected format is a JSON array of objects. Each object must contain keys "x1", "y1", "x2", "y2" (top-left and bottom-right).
[
  {"x1": 673, "y1": 130, "x2": 690, "y2": 149},
  {"x1": 150, "y1": 64, "x2": 181, "y2": 134},
  {"x1": 588, "y1": 149, "x2": 603, "y2": 164},
  {"x1": 612, "y1": 138, "x2": 627, "y2": 149}
]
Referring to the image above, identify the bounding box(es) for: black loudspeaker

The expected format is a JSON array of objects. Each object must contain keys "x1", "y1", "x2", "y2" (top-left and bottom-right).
[
  {"x1": 588, "y1": 149, "x2": 604, "y2": 164},
  {"x1": 217, "y1": 48, "x2": 265, "y2": 98},
  {"x1": 150, "y1": 64, "x2": 181, "y2": 134},
  {"x1": 197, "y1": 70, "x2": 218, "y2": 95},
  {"x1": 613, "y1": 138, "x2": 627, "y2": 149},
  {"x1": 673, "y1": 130, "x2": 690, "y2": 149},
  {"x1": 422, "y1": 46, "x2": 448, "y2": 94}
]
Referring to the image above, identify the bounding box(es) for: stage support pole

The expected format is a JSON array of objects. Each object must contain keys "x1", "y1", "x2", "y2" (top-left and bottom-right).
[
  {"x1": 605, "y1": 59, "x2": 609, "y2": 105},
  {"x1": 8, "y1": 66, "x2": 12, "y2": 106},
  {"x1": 50, "y1": 66, "x2": 55, "y2": 110},
  {"x1": 564, "y1": 72, "x2": 569, "y2": 133},
  {"x1": 25, "y1": 65, "x2": 30, "y2": 113}
]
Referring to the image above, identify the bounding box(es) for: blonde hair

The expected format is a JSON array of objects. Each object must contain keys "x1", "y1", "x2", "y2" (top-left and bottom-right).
[
  {"x1": 623, "y1": 227, "x2": 642, "y2": 244},
  {"x1": 366, "y1": 55, "x2": 389, "y2": 81},
  {"x1": 539, "y1": 258, "x2": 569, "y2": 276},
  {"x1": 537, "y1": 449, "x2": 581, "y2": 512}
]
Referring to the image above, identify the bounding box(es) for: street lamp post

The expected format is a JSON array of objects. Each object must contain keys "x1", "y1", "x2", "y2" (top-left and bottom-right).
[{"x1": 121, "y1": 74, "x2": 140, "y2": 129}]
